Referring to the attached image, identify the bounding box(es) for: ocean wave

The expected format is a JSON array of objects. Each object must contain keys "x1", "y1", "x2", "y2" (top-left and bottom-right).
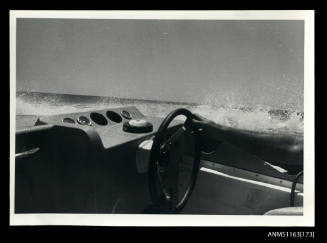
[
  {"x1": 190, "y1": 105, "x2": 303, "y2": 134},
  {"x1": 16, "y1": 92, "x2": 303, "y2": 134}
]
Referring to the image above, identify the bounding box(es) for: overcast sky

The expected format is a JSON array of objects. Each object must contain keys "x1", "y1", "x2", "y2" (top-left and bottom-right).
[{"x1": 16, "y1": 19, "x2": 304, "y2": 110}]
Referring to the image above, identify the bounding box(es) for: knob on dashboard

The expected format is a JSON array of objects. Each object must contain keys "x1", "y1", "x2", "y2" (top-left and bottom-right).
[
  {"x1": 123, "y1": 119, "x2": 153, "y2": 133},
  {"x1": 121, "y1": 110, "x2": 132, "y2": 120},
  {"x1": 77, "y1": 116, "x2": 91, "y2": 125}
]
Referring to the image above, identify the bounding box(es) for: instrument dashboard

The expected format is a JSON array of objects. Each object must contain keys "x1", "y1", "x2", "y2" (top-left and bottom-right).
[{"x1": 33, "y1": 106, "x2": 180, "y2": 150}]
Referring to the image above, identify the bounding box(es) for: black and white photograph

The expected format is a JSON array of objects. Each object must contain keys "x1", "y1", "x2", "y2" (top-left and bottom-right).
[{"x1": 10, "y1": 11, "x2": 315, "y2": 227}]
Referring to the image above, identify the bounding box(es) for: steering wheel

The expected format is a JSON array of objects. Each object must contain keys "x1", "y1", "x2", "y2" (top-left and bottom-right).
[{"x1": 148, "y1": 108, "x2": 201, "y2": 213}]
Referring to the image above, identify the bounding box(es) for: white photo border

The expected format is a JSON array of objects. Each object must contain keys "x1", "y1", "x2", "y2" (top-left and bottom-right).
[{"x1": 10, "y1": 10, "x2": 315, "y2": 226}]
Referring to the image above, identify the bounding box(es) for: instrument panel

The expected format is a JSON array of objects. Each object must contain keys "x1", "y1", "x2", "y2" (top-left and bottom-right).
[
  {"x1": 34, "y1": 106, "x2": 168, "y2": 150},
  {"x1": 57, "y1": 107, "x2": 140, "y2": 127}
]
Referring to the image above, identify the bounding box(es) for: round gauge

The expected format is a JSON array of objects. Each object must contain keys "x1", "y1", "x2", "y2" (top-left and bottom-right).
[
  {"x1": 90, "y1": 112, "x2": 108, "y2": 126},
  {"x1": 62, "y1": 117, "x2": 75, "y2": 124},
  {"x1": 77, "y1": 116, "x2": 91, "y2": 125},
  {"x1": 106, "y1": 111, "x2": 122, "y2": 123},
  {"x1": 121, "y1": 110, "x2": 132, "y2": 120}
]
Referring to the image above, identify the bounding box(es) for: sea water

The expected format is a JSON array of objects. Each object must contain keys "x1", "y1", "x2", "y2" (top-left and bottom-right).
[{"x1": 16, "y1": 91, "x2": 303, "y2": 135}]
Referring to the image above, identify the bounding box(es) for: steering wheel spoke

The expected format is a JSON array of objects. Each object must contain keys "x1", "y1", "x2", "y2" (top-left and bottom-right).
[{"x1": 159, "y1": 126, "x2": 186, "y2": 153}]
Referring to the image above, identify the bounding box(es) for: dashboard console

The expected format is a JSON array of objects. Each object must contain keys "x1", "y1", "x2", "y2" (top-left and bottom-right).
[{"x1": 32, "y1": 106, "x2": 172, "y2": 150}]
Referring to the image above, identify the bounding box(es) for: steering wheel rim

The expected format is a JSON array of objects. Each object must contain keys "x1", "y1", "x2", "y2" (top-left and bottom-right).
[{"x1": 148, "y1": 108, "x2": 201, "y2": 213}]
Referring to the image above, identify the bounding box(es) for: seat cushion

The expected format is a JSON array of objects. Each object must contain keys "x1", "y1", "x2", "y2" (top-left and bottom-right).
[{"x1": 264, "y1": 207, "x2": 303, "y2": 215}]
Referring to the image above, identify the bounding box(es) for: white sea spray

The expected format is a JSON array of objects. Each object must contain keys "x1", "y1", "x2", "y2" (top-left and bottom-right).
[{"x1": 16, "y1": 92, "x2": 303, "y2": 134}]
